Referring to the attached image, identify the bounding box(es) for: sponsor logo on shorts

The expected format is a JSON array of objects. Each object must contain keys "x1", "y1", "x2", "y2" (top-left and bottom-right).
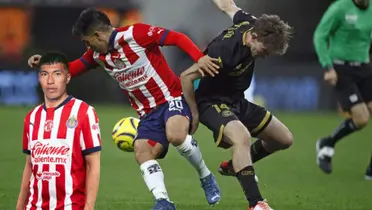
[
  {"x1": 349, "y1": 94, "x2": 358, "y2": 103},
  {"x1": 222, "y1": 110, "x2": 233, "y2": 117}
]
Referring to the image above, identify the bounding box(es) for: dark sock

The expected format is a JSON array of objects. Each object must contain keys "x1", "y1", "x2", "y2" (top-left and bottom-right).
[
  {"x1": 323, "y1": 118, "x2": 359, "y2": 147},
  {"x1": 236, "y1": 166, "x2": 263, "y2": 207},
  {"x1": 251, "y1": 140, "x2": 272, "y2": 163},
  {"x1": 226, "y1": 140, "x2": 272, "y2": 173}
]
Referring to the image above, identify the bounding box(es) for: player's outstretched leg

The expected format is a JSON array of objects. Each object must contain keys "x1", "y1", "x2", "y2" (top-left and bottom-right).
[
  {"x1": 219, "y1": 114, "x2": 293, "y2": 177},
  {"x1": 223, "y1": 120, "x2": 273, "y2": 210},
  {"x1": 166, "y1": 114, "x2": 221, "y2": 205},
  {"x1": 134, "y1": 140, "x2": 176, "y2": 210},
  {"x1": 316, "y1": 103, "x2": 368, "y2": 174}
]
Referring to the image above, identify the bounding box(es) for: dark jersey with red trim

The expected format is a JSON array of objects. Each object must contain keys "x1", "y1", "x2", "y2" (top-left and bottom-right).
[{"x1": 196, "y1": 10, "x2": 257, "y2": 101}]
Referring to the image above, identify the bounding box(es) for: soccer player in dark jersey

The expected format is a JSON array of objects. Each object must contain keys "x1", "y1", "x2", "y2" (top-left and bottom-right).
[
  {"x1": 180, "y1": 0, "x2": 293, "y2": 209},
  {"x1": 313, "y1": 0, "x2": 372, "y2": 179}
]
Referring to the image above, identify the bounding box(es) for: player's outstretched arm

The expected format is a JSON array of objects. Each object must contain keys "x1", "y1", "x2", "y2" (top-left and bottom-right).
[
  {"x1": 132, "y1": 23, "x2": 219, "y2": 77},
  {"x1": 28, "y1": 50, "x2": 98, "y2": 77},
  {"x1": 213, "y1": 0, "x2": 242, "y2": 20},
  {"x1": 180, "y1": 64, "x2": 204, "y2": 134},
  {"x1": 16, "y1": 155, "x2": 32, "y2": 210},
  {"x1": 313, "y1": 2, "x2": 341, "y2": 70},
  {"x1": 161, "y1": 30, "x2": 220, "y2": 76}
]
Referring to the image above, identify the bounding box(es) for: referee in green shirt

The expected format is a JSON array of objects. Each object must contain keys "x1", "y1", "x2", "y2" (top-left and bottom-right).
[{"x1": 314, "y1": 0, "x2": 372, "y2": 179}]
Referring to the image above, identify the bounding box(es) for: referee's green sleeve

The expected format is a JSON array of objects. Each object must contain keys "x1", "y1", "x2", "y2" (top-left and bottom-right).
[{"x1": 313, "y1": 2, "x2": 341, "y2": 69}]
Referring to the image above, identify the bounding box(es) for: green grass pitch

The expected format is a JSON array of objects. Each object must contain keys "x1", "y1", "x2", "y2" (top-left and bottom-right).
[{"x1": 0, "y1": 105, "x2": 371, "y2": 210}]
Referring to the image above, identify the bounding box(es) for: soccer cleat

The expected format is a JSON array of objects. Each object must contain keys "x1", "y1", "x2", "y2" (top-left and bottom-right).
[
  {"x1": 152, "y1": 199, "x2": 176, "y2": 210},
  {"x1": 248, "y1": 200, "x2": 274, "y2": 210},
  {"x1": 218, "y1": 161, "x2": 259, "y2": 182},
  {"x1": 218, "y1": 160, "x2": 235, "y2": 176},
  {"x1": 365, "y1": 165, "x2": 372, "y2": 180},
  {"x1": 200, "y1": 173, "x2": 221, "y2": 205},
  {"x1": 316, "y1": 138, "x2": 335, "y2": 174}
]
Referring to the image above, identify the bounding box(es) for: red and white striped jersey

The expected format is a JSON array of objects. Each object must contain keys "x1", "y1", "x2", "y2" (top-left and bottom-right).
[
  {"x1": 22, "y1": 96, "x2": 101, "y2": 210},
  {"x1": 80, "y1": 23, "x2": 183, "y2": 116}
]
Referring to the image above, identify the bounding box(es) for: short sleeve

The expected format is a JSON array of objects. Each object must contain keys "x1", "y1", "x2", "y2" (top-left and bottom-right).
[
  {"x1": 132, "y1": 23, "x2": 170, "y2": 48},
  {"x1": 80, "y1": 107, "x2": 101, "y2": 155},
  {"x1": 22, "y1": 117, "x2": 30, "y2": 155},
  {"x1": 233, "y1": 10, "x2": 257, "y2": 24}
]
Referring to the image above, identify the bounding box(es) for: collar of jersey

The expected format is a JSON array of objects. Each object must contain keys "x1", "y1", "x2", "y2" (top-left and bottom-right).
[
  {"x1": 109, "y1": 29, "x2": 119, "y2": 50},
  {"x1": 242, "y1": 31, "x2": 248, "y2": 46},
  {"x1": 242, "y1": 28, "x2": 254, "y2": 46},
  {"x1": 43, "y1": 95, "x2": 73, "y2": 111}
]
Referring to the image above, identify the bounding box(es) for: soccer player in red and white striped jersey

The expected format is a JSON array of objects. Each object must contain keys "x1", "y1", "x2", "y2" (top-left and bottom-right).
[
  {"x1": 28, "y1": 8, "x2": 221, "y2": 209},
  {"x1": 17, "y1": 52, "x2": 101, "y2": 210}
]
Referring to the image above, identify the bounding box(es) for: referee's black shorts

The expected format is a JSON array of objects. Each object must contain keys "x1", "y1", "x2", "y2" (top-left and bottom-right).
[{"x1": 333, "y1": 61, "x2": 372, "y2": 112}]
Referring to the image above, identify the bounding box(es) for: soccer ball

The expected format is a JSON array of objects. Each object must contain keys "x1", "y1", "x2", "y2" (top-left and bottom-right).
[{"x1": 112, "y1": 117, "x2": 140, "y2": 152}]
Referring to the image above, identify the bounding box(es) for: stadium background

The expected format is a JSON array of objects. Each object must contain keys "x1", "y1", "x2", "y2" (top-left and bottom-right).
[
  {"x1": 0, "y1": 0, "x2": 372, "y2": 209},
  {"x1": 1, "y1": 0, "x2": 361, "y2": 110}
]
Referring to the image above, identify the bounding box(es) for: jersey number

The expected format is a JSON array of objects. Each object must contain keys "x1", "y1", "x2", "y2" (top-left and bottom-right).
[
  {"x1": 169, "y1": 99, "x2": 184, "y2": 112},
  {"x1": 212, "y1": 103, "x2": 230, "y2": 113}
]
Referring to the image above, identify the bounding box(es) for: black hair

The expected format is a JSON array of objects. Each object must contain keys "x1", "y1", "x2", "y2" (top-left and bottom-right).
[
  {"x1": 72, "y1": 8, "x2": 112, "y2": 36},
  {"x1": 39, "y1": 52, "x2": 69, "y2": 71}
]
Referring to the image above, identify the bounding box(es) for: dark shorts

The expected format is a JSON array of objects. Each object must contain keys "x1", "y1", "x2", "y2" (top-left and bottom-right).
[
  {"x1": 198, "y1": 98, "x2": 272, "y2": 149},
  {"x1": 334, "y1": 63, "x2": 372, "y2": 111},
  {"x1": 135, "y1": 97, "x2": 192, "y2": 159}
]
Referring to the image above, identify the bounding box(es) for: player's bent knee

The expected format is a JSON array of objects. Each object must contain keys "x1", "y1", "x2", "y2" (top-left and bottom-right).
[
  {"x1": 224, "y1": 120, "x2": 251, "y2": 147},
  {"x1": 280, "y1": 129, "x2": 294, "y2": 150},
  {"x1": 167, "y1": 133, "x2": 188, "y2": 146},
  {"x1": 166, "y1": 115, "x2": 189, "y2": 146}
]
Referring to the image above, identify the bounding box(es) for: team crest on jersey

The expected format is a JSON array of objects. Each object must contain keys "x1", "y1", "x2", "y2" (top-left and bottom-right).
[
  {"x1": 113, "y1": 58, "x2": 126, "y2": 69},
  {"x1": 44, "y1": 120, "x2": 53, "y2": 132},
  {"x1": 66, "y1": 115, "x2": 78, "y2": 129}
]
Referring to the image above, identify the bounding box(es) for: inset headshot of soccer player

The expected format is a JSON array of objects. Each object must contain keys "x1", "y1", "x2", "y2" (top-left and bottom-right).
[
  {"x1": 72, "y1": 8, "x2": 115, "y2": 53},
  {"x1": 38, "y1": 52, "x2": 71, "y2": 107},
  {"x1": 354, "y1": 0, "x2": 369, "y2": 9},
  {"x1": 245, "y1": 14, "x2": 292, "y2": 58}
]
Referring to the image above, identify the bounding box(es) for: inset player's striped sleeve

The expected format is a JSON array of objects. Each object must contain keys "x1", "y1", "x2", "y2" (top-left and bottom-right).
[{"x1": 80, "y1": 106, "x2": 102, "y2": 155}]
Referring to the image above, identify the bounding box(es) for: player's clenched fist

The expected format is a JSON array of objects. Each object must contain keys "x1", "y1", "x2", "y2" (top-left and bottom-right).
[
  {"x1": 197, "y1": 55, "x2": 220, "y2": 77},
  {"x1": 28, "y1": 54, "x2": 42, "y2": 67}
]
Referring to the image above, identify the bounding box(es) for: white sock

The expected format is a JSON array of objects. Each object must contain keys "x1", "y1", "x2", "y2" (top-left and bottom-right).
[
  {"x1": 176, "y1": 135, "x2": 211, "y2": 179},
  {"x1": 140, "y1": 160, "x2": 169, "y2": 201}
]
